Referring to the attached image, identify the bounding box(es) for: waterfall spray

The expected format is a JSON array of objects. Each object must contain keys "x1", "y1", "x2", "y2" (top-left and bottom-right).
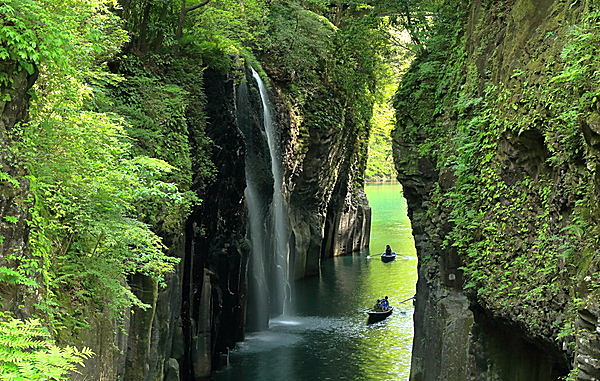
[
  {"x1": 240, "y1": 68, "x2": 291, "y2": 331},
  {"x1": 251, "y1": 68, "x2": 292, "y2": 317}
]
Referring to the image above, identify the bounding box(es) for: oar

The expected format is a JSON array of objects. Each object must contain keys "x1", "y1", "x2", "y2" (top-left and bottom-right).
[{"x1": 396, "y1": 295, "x2": 416, "y2": 304}]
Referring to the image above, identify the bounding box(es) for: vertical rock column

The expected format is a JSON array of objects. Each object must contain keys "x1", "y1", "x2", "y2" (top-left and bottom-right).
[
  {"x1": 181, "y1": 68, "x2": 249, "y2": 380},
  {"x1": 0, "y1": 61, "x2": 38, "y2": 315},
  {"x1": 278, "y1": 102, "x2": 372, "y2": 279}
]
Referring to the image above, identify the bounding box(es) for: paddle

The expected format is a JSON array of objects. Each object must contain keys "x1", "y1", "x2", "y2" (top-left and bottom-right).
[{"x1": 397, "y1": 295, "x2": 416, "y2": 304}]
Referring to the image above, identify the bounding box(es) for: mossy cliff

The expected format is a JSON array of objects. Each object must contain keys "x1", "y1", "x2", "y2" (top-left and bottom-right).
[
  {"x1": 271, "y1": 72, "x2": 372, "y2": 279},
  {"x1": 393, "y1": 0, "x2": 599, "y2": 379},
  {"x1": 0, "y1": 62, "x2": 37, "y2": 316},
  {"x1": 261, "y1": 1, "x2": 377, "y2": 278}
]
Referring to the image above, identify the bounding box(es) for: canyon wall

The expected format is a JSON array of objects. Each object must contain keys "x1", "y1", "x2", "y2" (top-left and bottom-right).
[{"x1": 393, "y1": 0, "x2": 599, "y2": 380}]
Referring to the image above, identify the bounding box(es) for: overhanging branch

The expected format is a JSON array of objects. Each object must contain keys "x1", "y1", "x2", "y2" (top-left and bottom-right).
[{"x1": 183, "y1": 0, "x2": 211, "y2": 14}]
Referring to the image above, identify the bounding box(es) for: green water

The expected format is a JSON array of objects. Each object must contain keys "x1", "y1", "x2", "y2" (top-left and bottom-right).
[{"x1": 212, "y1": 182, "x2": 417, "y2": 380}]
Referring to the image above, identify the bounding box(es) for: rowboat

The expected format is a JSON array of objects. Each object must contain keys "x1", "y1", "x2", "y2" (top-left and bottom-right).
[
  {"x1": 381, "y1": 252, "x2": 396, "y2": 262},
  {"x1": 367, "y1": 307, "x2": 393, "y2": 322}
]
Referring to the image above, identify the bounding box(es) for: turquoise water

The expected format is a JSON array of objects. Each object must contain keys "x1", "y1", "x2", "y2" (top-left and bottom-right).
[{"x1": 212, "y1": 182, "x2": 417, "y2": 380}]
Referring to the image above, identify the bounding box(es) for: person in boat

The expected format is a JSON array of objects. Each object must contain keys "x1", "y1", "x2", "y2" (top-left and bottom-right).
[
  {"x1": 385, "y1": 245, "x2": 392, "y2": 256},
  {"x1": 381, "y1": 296, "x2": 390, "y2": 311},
  {"x1": 373, "y1": 299, "x2": 383, "y2": 311}
]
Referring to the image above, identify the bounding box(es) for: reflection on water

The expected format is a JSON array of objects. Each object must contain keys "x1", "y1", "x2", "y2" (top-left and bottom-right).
[{"x1": 212, "y1": 183, "x2": 417, "y2": 381}]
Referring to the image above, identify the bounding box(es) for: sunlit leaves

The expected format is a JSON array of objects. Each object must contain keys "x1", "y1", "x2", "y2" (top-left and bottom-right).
[
  {"x1": 0, "y1": 313, "x2": 93, "y2": 380},
  {"x1": 9, "y1": 0, "x2": 188, "y2": 329},
  {"x1": 183, "y1": 0, "x2": 268, "y2": 71}
]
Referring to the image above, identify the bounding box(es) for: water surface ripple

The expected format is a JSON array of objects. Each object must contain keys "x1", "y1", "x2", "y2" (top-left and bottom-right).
[{"x1": 212, "y1": 183, "x2": 417, "y2": 381}]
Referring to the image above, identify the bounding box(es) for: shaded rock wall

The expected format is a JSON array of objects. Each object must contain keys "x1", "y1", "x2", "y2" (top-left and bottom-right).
[
  {"x1": 180, "y1": 69, "x2": 249, "y2": 380},
  {"x1": 273, "y1": 88, "x2": 372, "y2": 279},
  {"x1": 394, "y1": 0, "x2": 599, "y2": 379}
]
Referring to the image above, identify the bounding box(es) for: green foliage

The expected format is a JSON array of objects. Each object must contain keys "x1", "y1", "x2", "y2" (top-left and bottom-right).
[
  {"x1": 0, "y1": 0, "x2": 65, "y2": 77},
  {"x1": 0, "y1": 313, "x2": 93, "y2": 380},
  {"x1": 1, "y1": 0, "x2": 127, "y2": 79},
  {"x1": 118, "y1": 0, "x2": 180, "y2": 52},
  {"x1": 0, "y1": 267, "x2": 36, "y2": 288},
  {"x1": 23, "y1": 93, "x2": 186, "y2": 325},
  {"x1": 393, "y1": 0, "x2": 600, "y2": 350},
  {"x1": 0, "y1": 172, "x2": 20, "y2": 189},
  {"x1": 0, "y1": 0, "x2": 194, "y2": 334},
  {"x1": 262, "y1": 0, "x2": 399, "y2": 139},
  {"x1": 366, "y1": 73, "x2": 399, "y2": 181},
  {"x1": 182, "y1": 0, "x2": 268, "y2": 72},
  {"x1": 263, "y1": 1, "x2": 336, "y2": 91},
  {"x1": 366, "y1": 100, "x2": 396, "y2": 181}
]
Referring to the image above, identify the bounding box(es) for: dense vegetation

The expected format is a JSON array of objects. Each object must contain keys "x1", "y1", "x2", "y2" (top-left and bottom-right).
[
  {"x1": 3, "y1": 0, "x2": 598, "y2": 378},
  {"x1": 1, "y1": 0, "x2": 201, "y2": 376},
  {"x1": 0, "y1": 0, "x2": 413, "y2": 377},
  {"x1": 393, "y1": 0, "x2": 599, "y2": 376}
]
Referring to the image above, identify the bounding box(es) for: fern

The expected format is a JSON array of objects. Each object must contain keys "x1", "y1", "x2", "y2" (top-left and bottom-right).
[
  {"x1": 0, "y1": 314, "x2": 93, "y2": 380},
  {"x1": 0, "y1": 267, "x2": 37, "y2": 287}
]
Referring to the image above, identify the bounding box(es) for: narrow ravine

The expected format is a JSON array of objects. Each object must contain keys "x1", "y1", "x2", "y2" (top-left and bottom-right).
[{"x1": 212, "y1": 182, "x2": 417, "y2": 380}]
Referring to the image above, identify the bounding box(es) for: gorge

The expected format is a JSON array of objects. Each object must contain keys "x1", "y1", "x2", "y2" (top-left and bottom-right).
[{"x1": 0, "y1": 0, "x2": 599, "y2": 380}]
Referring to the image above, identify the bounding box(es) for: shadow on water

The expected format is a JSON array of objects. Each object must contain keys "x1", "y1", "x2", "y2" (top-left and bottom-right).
[{"x1": 212, "y1": 182, "x2": 417, "y2": 381}]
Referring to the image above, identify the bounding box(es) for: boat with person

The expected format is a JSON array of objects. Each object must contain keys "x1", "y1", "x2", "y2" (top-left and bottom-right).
[
  {"x1": 381, "y1": 252, "x2": 396, "y2": 262},
  {"x1": 367, "y1": 306, "x2": 393, "y2": 322},
  {"x1": 368, "y1": 295, "x2": 393, "y2": 322}
]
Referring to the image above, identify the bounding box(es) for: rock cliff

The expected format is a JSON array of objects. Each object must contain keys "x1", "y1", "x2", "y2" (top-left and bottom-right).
[
  {"x1": 0, "y1": 62, "x2": 38, "y2": 316},
  {"x1": 394, "y1": 0, "x2": 599, "y2": 379},
  {"x1": 274, "y1": 87, "x2": 372, "y2": 279}
]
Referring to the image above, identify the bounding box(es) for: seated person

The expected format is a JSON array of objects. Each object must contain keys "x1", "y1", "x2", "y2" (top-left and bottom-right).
[
  {"x1": 385, "y1": 245, "x2": 392, "y2": 256},
  {"x1": 373, "y1": 299, "x2": 383, "y2": 311},
  {"x1": 381, "y1": 296, "x2": 390, "y2": 311}
]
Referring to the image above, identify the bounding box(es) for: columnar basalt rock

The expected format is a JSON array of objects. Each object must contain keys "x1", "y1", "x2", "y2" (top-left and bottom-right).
[
  {"x1": 394, "y1": 0, "x2": 599, "y2": 379},
  {"x1": 274, "y1": 93, "x2": 372, "y2": 279},
  {"x1": 180, "y1": 69, "x2": 249, "y2": 380}
]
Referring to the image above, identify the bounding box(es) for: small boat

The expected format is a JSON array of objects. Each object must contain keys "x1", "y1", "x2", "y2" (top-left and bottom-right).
[
  {"x1": 367, "y1": 307, "x2": 393, "y2": 322},
  {"x1": 381, "y1": 252, "x2": 396, "y2": 262}
]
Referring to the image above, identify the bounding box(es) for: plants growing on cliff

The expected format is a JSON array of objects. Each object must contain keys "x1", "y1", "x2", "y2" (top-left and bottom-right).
[
  {"x1": 1, "y1": 0, "x2": 196, "y2": 341},
  {"x1": 393, "y1": 1, "x2": 600, "y2": 359},
  {"x1": 178, "y1": 0, "x2": 268, "y2": 72},
  {"x1": 0, "y1": 313, "x2": 93, "y2": 379}
]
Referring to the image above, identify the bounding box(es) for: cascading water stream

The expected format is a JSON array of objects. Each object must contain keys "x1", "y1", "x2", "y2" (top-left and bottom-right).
[
  {"x1": 239, "y1": 68, "x2": 291, "y2": 331},
  {"x1": 237, "y1": 82, "x2": 269, "y2": 330},
  {"x1": 250, "y1": 68, "x2": 291, "y2": 317}
]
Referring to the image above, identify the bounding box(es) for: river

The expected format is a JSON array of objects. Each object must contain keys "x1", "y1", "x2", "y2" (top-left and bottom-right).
[{"x1": 212, "y1": 182, "x2": 417, "y2": 381}]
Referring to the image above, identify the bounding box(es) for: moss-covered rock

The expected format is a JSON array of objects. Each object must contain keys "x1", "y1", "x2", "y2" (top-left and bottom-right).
[{"x1": 394, "y1": 0, "x2": 599, "y2": 379}]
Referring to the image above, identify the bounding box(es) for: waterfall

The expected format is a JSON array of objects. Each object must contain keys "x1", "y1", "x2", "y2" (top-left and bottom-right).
[
  {"x1": 239, "y1": 68, "x2": 291, "y2": 331},
  {"x1": 251, "y1": 68, "x2": 291, "y2": 317}
]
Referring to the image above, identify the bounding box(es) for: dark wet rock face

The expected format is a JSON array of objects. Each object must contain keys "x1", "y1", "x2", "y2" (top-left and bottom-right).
[
  {"x1": 468, "y1": 307, "x2": 569, "y2": 381},
  {"x1": 179, "y1": 69, "x2": 249, "y2": 380},
  {"x1": 575, "y1": 307, "x2": 600, "y2": 381},
  {"x1": 275, "y1": 94, "x2": 371, "y2": 279}
]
